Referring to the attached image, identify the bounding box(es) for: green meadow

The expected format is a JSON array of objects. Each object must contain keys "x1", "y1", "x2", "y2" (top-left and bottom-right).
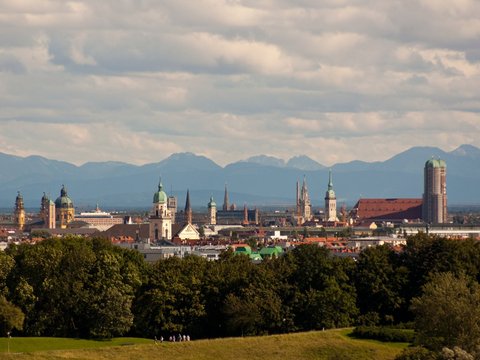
[{"x1": 0, "y1": 329, "x2": 408, "y2": 360}]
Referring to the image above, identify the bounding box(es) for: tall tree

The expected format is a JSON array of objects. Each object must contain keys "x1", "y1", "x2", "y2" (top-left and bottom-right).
[
  {"x1": 0, "y1": 296, "x2": 24, "y2": 335},
  {"x1": 6, "y1": 237, "x2": 144, "y2": 338},
  {"x1": 281, "y1": 245, "x2": 358, "y2": 331},
  {"x1": 133, "y1": 255, "x2": 208, "y2": 338},
  {"x1": 411, "y1": 272, "x2": 480, "y2": 353},
  {"x1": 355, "y1": 245, "x2": 408, "y2": 324}
]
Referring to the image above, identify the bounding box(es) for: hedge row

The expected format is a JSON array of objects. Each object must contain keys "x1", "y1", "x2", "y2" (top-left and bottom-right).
[{"x1": 351, "y1": 326, "x2": 415, "y2": 343}]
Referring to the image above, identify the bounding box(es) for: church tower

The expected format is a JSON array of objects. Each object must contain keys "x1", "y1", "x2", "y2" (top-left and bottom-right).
[
  {"x1": 423, "y1": 159, "x2": 447, "y2": 223},
  {"x1": 300, "y1": 176, "x2": 312, "y2": 222},
  {"x1": 41, "y1": 193, "x2": 55, "y2": 229},
  {"x1": 149, "y1": 179, "x2": 173, "y2": 241},
  {"x1": 296, "y1": 181, "x2": 301, "y2": 220},
  {"x1": 14, "y1": 191, "x2": 25, "y2": 230},
  {"x1": 324, "y1": 170, "x2": 339, "y2": 222},
  {"x1": 208, "y1": 196, "x2": 217, "y2": 225}
]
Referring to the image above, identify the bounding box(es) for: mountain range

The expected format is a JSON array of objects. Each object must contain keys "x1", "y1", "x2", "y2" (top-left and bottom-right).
[{"x1": 2, "y1": 144, "x2": 480, "y2": 210}]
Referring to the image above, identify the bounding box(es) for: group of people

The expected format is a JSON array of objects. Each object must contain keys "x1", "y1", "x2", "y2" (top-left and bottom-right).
[{"x1": 154, "y1": 334, "x2": 191, "y2": 343}]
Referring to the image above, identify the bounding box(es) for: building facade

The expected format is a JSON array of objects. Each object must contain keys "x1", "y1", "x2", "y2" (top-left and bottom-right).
[{"x1": 422, "y1": 159, "x2": 447, "y2": 224}]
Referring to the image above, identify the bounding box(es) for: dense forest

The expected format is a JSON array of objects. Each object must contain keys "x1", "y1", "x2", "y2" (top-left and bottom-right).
[{"x1": 1, "y1": 234, "x2": 480, "y2": 357}]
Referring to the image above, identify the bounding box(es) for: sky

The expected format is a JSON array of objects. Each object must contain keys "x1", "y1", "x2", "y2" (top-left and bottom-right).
[{"x1": 0, "y1": 0, "x2": 479, "y2": 167}]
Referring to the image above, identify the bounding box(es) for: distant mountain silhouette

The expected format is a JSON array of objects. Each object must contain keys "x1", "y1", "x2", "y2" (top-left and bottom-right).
[
  {"x1": 287, "y1": 156, "x2": 325, "y2": 171},
  {"x1": 1, "y1": 145, "x2": 479, "y2": 209},
  {"x1": 244, "y1": 155, "x2": 285, "y2": 168}
]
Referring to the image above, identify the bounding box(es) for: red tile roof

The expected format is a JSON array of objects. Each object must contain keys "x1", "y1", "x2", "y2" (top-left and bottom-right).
[{"x1": 353, "y1": 198, "x2": 423, "y2": 221}]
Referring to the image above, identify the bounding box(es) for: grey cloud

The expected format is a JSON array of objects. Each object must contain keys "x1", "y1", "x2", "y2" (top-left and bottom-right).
[
  {"x1": 0, "y1": 0, "x2": 479, "y2": 166},
  {"x1": 0, "y1": 54, "x2": 26, "y2": 73}
]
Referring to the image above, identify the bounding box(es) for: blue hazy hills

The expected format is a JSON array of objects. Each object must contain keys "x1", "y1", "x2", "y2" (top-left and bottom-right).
[{"x1": 1, "y1": 144, "x2": 479, "y2": 209}]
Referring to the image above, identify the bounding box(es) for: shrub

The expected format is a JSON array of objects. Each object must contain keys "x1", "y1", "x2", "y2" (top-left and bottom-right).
[
  {"x1": 395, "y1": 346, "x2": 436, "y2": 360},
  {"x1": 351, "y1": 326, "x2": 415, "y2": 343}
]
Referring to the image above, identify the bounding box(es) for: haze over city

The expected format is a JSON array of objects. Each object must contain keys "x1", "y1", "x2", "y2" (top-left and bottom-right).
[{"x1": 0, "y1": 1, "x2": 479, "y2": 166}]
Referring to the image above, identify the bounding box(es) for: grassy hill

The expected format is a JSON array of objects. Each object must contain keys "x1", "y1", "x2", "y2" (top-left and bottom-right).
[{"x1": 0, "y1": 329, "x2": 408, "y2": 360}]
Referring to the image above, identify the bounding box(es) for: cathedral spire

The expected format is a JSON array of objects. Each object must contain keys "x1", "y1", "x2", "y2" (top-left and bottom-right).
[
  {"x1": 223, "y1": 183, "x2": 229, "y2": 211},
  {"x1": 328, "y1": 169, "x2": 333, "y2": 191},
  {"x1": 302, "y1": 175, "x2": 309, "y2": 202},
  {"x1": 185, "y1": 189, "x2": 192, "y2": 224}
]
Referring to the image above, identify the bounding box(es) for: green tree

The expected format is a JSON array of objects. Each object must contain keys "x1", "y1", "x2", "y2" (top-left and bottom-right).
[
  {"x1": 223, "y1": 283, "x2": 282, "y2": 336},
  {"x1": 0, "y1": 296, "x2": 24, "y2": 335},
  {"x1": 7, "y1": 237, "x2": 144, "y2": 338},
  {"x1": 411, "y1": 272, "x2": 480, "y2": 353},
  {"x1": 298, "y1": 278, "x2": 358, "y2": 329},
  {"x1": 0, "y1": 252, "x2": 14, "y2": 296},
  {"x1": 355, "y1": 245, "x2": 408, "y2": 324},
  {"x1": 83, "y1": 250, "x2": 136, "y2": 338},
  {"x1": 281, "y1": 245, "x2": 358, "y2": 331},
  {"x1": 403, "y1": 235, "x2": 480, "y2": 301},
  {"x1": 198, "y1": 226, "x2": 205, "y2": 239},
  {"x1": 133, "y1": 255, "x2": 208, "y2": 338}
]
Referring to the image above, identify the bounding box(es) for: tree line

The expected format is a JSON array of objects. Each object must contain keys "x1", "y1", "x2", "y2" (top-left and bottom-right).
[{"x1": 0, "y1": 234, "x2": 479, "y2": 355}]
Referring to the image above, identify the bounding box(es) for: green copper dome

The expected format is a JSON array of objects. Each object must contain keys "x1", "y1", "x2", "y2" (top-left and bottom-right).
[
  {"x1": 55, "y1": 185, "x2": 74, "y2": 209},
  {"x1": 425, "y1": 158, "x2": 446, "y2": 168},
  {"x1": 208, "y1": 196, "x2": 216, "y2": 208},
  {"x1": 153, "y1": 180, "x2": 167, "y2": 204}
]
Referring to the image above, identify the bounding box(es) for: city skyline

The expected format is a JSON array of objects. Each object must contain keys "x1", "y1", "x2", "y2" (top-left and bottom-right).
[{"x1": 1, "y1": 1, "x2": 479, "y2": 166}]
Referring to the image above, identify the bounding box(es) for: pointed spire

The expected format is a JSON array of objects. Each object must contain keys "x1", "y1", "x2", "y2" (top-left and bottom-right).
[
  {"x1": 328, "y1": 169, "x2": 333, "y2": 190},
  {"x1": 223, "y1": 183, "x2": 229, "y2": 211},
  {"x1": 185, "y1": 189, "x2": 191, "y2": 212},
  {"x1": 185, "y1": 189, "x2": 192, "y2": 224},
  {"x1": 302, "y1": 175, "x2": 309, "y2": 201},
  {"x1": 158, "y1": 177, "x2": 163, "y2": 191},
  {"x1": 296, "y1": 180, "x2": 300, "y2": 206}
]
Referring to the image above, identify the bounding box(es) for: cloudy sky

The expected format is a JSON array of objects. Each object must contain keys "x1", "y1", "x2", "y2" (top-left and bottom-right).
[{"x1": 0, "y1": 0, "x2": 479, "y2": 166}]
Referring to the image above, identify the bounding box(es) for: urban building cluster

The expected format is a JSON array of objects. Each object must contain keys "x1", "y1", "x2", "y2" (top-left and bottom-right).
[{"x1": 3, "y1": 158, "x2": 477, "y2": 260}]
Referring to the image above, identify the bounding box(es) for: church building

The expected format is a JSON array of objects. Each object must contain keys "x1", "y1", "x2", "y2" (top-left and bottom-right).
[{"x1": 55, "y1": 185, "x2": 75, "y2": 229}]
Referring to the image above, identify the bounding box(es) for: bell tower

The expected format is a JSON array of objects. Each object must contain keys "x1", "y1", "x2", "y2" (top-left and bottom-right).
[
  {"x1": 14, "y1": 191, "x2": 26, "y2": 230},
  {"x1": 324, "y1": 170, "x2": 339, "y2": 222},
  {"x1": 149, "y1": 179, "x2": 173, "y2": 241},
  {"x1": 208, "y1": 196, "x2": 217, "y2": 225}
]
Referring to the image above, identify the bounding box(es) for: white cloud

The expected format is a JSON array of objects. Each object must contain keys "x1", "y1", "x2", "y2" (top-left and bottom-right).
[{"x1": 0, "y1": 0, "x2": 478, "y2": 166}]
